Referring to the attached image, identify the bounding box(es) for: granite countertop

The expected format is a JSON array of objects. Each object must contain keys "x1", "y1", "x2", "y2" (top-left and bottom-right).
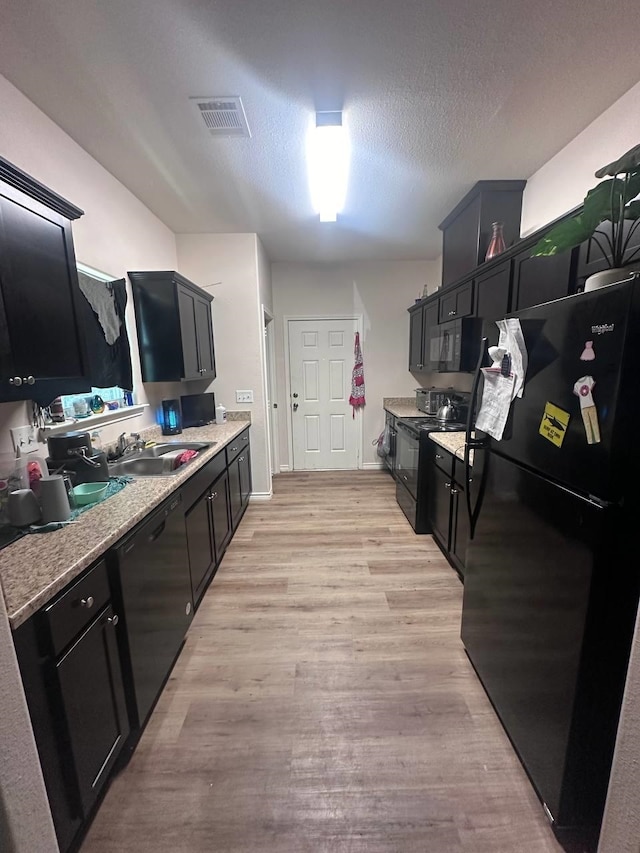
[
  {"x1": 429, "y1": 431, "x2": 474, "y2": 465},
  {"x1": 0, "y1": 419, "x2": 250, "y2": 630},
  {"x1": 382, "y1": 397, "x2": 424, "y2": 418}
]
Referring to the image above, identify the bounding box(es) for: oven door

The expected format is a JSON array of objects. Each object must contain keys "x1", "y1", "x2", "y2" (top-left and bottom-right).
[{"x1": 395, "y1": 421, "x2": 419, "y2": 499}]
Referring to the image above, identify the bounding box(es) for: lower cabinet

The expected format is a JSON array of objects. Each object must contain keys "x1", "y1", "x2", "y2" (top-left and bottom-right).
[
  {"x1": 14, "y1": 560, "x2": 130, "y2": 853},
  {"x1": 427, "y1": 444, "x2": 471, "y2": 578},
  {"x1": 14, "y1": 427, "x2": 252, "y2": 853}
]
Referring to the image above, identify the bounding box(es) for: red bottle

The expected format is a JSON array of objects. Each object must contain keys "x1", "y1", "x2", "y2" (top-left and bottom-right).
[{"x1": 486, "y1": 221, "x2": 506, "y2": 261}]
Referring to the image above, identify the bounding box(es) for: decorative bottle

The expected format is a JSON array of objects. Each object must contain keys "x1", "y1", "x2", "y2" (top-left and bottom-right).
[{"x1": 485, "y1": 221, "x2": 506, "y2": 261}]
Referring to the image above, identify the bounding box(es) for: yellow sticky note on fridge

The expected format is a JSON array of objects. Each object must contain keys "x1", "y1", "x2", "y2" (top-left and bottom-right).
[{"x1": 539, "y1": 402, "x2": 570, "y2": 448}]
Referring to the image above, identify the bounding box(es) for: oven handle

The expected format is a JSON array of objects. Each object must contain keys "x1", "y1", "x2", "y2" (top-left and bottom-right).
[{"x1": 396, "y1": 422, "x2": 418, "y2": 439}]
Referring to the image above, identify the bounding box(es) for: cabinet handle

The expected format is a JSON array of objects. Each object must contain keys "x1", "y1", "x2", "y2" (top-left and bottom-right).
[
  {"x1": 26, "y1": 376, "x2": 35, "y2": 385},
  {"x1": 402, "y1": 474, "x2": 408, "y2": 481},
  {"x1": 444, "y1": 482, "x2": 451, "y2": 488},
  {"x1": 9, "y1": 376, "x2": 22, "y2": 386},
  {"x1": 106, "y1": 614, "x2": 119, "y2": 626},
  {"x1": 80, "y1": 596, "x2": 95, "y2": 609},
  {"x1": 239, "y1": 456, "x2": 245, "y2": 462},
  {"x1": 230, "y1": 446, "x2": 238, "y2": 452},
  {"x1": 450, "y1": 488, "x2": 459, "y2": 495},
  {"x1": 435, "y1": 454, "x2": 443, "y2": 459},
  {"x1": 207, "y1": 492, "x2": 218, "y2": 501},
  {"x1": 417, "y1": 363, "x2": 423, "y2": 368},
  {"x1": 448, "y1": 310, "x2": 457, "y2": 316}
]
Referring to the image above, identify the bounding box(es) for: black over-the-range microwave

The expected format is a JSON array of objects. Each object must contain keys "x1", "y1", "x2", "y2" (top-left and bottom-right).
[{"x1": 428, "y1": 317, "x2": 483, "y2": 372}]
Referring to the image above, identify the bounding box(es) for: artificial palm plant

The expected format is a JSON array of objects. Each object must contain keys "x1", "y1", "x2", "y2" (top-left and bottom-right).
[{"x1": 532, "y1": 142, "x2": 640, "y2": 269}]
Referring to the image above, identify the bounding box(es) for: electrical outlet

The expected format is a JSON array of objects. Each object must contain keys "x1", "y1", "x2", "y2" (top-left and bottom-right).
[
  {"x1": 235, "y1": 390, "x2": 254, "y2": 403},
  {"x1": 10, "y1": 425, "x2": 39, "y2": 453}
]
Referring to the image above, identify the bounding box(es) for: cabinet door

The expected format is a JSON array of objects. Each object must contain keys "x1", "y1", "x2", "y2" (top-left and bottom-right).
[
  {"x1": 420, "y1": 302, "x2": 438, "y2": 372},
  {"x1": 56, "y1": 605, "x2": 129, "y2": 815},
  {"x1": 408, "y1": 307, "x2": 424, "y2": 371},
  {"x1": 211, "y1": 470, "x2": 232, "y2": 562},
  {"x1": 177, "y1": 285, "x2": 200, "y2": 379},
  {"x1": 239, "y1": 449, "x2": 252, "y2": 511},
  {"x1": 194, "y1": 296, "x2": 216, "y2": 379},
  {"x1": 475, "y1": 261, "x2": 512, "y2": 329},
  {"x1": 228, "y1": 456, "x2": 243, "y2": 529},
  {"x1": 512, "y1": 249, "x2": 574, "y2": 312},
  {"x1": 0, "y1": 187, "x2": 88, "y2": 400},
  {"x1": 451, "y1": 487, "x2": 468, "y2": 577},
  {"x1": 428, "y1": 463, "x2": 453, "y2": 551},
  {"x1": 185, "y1": 490, "x2": 215, "y2": 602},
  {"x1": 439, "y1": 280, "x2": 474, "y2": 322}
]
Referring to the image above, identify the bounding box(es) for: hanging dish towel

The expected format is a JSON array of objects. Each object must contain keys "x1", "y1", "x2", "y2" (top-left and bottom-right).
[{"x1": 349, "y1": 332, "x2": 366, "y2": 418}]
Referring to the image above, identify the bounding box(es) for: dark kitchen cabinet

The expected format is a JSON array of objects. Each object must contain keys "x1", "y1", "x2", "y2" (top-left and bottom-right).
[
  {"x1": 129, "y1": 270, "x2": 216, "y2": 382},
  {"x1": 185, "y1": 488, "x2": 216, "y2": 602},
  {"x1": 408, "y1": 300, "x2": 438, "y2": 372},
  {"x1": 185, "y1": 468, "x2": 232, "y2": 605},
  {"x1": 428, "y1": 463, "x2": 453, "y2": 552},
  {"x1": 511, "y1": 247, "x2": 576, "y2": 312},
  {"x1": 408, "y1": 304, "x2": 424, "y2": 371},
  {"x1": 475, "y1": 260, "x2": 512, "y2": 331},
  {"x1": 438, "y1": 280, "x2": 474, "y2": 323},
  {"x1": 227, "y1": 428, "x2": 251, "y2": 531},
  {"x1": 14, "y1": 559, "x2": 129, "y2": 853},
  {"x1": 439, "y1": 180, "x2": 526, "y2": 288},
  {"x1": 427, "y1": 445, "x2": 471, "y2": 579},
  {"x1": 0, "y1": 157, "x2": 90, "y2": 405}
]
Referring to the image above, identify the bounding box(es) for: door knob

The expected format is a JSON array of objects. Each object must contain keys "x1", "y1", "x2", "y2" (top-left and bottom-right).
[
  {"x1": 293, "y1": 403, "x2": 298, "y2": 411},
  {"x1": 9, "y1": 376, "x2": 22, "y2": 386},
  {"x1": 106, "y1": 614, "x2": 119, "y2": 626},
  {"x1": 80, "y1": 596, "x2": 95, "y2": 608}
]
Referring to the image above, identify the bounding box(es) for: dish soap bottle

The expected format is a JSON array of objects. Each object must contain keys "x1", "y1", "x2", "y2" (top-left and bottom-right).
[{"x1": 215, "y1": 404, "x2": 227, "y2": 425}]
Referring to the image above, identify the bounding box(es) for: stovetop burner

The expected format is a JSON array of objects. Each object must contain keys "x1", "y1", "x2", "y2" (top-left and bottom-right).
[{"x1": 396, "y1": 416, "x2": 467, "y2": 436}]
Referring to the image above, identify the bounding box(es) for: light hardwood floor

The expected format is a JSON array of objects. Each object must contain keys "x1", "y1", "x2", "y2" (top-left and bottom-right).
[{"x1": 81, "y1": 471, "x2": 563, "y2": 853}]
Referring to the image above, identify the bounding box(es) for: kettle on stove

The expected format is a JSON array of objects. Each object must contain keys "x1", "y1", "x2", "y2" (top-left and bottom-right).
[{"x1": 436, "y1": 397, "x2": 459, "y2": 423}]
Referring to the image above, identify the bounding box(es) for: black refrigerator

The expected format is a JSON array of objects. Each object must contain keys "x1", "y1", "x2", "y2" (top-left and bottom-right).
[{"x1": 460, "y1": 277, "x2": 640, "y2": 850}]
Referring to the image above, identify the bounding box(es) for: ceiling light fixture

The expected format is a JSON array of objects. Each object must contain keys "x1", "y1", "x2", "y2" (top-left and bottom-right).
[{"x1": 307, "y1": 110, "x2": 349, "y2": 223}]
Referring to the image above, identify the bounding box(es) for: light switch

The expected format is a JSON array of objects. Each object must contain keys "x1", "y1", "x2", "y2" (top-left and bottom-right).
[{"x1": 235, "y1": 390, "x2": 254, "y2": 403}]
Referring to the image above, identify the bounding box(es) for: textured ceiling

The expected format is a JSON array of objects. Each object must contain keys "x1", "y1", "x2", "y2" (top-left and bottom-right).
[{"x1": 2, "y1": 0, "x2": 640, "y2": 262}]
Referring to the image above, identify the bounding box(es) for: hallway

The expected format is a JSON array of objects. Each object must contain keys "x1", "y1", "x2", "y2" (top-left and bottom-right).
[{"x1": 81, "y1": 471, "x2": 562, "y2": 853}]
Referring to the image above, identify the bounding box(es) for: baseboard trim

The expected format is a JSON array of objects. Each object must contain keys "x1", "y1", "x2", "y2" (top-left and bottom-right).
[
  {"x1": 249, "y1": 491, "x2": 273, "y2": 501},
  {"x1": 363, "y1": 461, "x2": 385, "y2": 470},
  {"x1": 279, "y1": 464, "x2": 291, "y2": 473}
]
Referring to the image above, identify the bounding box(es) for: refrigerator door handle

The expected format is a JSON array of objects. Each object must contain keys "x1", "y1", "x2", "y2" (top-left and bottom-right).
[{"x1": 465, "y1": 337, "x2": 489, "y2": 539}]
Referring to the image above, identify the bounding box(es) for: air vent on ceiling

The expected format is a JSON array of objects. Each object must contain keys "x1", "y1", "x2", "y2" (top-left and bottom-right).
[{"x1": 190, "y1": 96, "x2": 251, "y2": 138}]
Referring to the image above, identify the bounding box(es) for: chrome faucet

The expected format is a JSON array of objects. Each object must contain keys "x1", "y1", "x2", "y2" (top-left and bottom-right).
[{"x1": 116, "y1": 432, "x2": 145, "y2": 457}]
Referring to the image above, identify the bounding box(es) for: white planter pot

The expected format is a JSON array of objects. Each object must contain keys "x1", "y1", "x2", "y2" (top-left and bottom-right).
[{"x1": 584, "y1": 267, "x2": 636, "y2": 292}]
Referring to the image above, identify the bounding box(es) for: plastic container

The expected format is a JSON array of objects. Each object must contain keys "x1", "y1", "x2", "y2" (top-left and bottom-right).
[
  {"x1": 72, "y1": 482, "x2": 109, "y2": 506},
  {"x1": 215, "y1": 404, "x2": 227, "y2": 425}
]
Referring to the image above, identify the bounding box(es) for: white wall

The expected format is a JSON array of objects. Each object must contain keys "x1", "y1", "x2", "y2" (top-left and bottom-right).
[
  {"x1": 0, "y1": 74, "x2": 181, "y2": 456},
  {"x1": 271, "y1": 260, "x2": 439, "y2": 469},
  {"x1": 176, "y1": 234, "x2": 271, "y2": 497},
  {"x1": 521, "y1": 79, "x2": 640, "y2": 237}
]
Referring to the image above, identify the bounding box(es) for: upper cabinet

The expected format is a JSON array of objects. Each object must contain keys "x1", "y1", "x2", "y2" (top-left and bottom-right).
[
  {"x1": 129, "y1": 271, "x2": 216, "y2": 383},
  {"x1": 438, "y1": 180, "x2": 526, "y2": 289},
  {"x1": 0, "y1": 158, "x2": 90, "y2": 405},
  {"x1": 511, "y1": 248, "x2": 576, "y2": 312},
  {"x1": 438, "y1": 280, "x2": 474, "y2": 323}
]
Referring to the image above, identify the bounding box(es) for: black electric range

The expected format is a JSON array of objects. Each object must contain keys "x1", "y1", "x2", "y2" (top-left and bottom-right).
[{"x1": 395, "y1": 417, "x2": 466, "y2": 533}]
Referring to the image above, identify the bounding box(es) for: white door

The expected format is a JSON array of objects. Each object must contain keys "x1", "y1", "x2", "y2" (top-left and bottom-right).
[{"x1": 288, "y1": 318, "x2": 360, "y2": 470}]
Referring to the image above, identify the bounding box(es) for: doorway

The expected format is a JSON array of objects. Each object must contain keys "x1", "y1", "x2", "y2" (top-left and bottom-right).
[{"x1": 286, "y1": 316, "x2": 363, "y2": 470}]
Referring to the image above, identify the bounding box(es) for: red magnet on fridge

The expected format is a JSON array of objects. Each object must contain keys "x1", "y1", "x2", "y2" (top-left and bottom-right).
[
  {"x1": 580, "y1": 341, "x2": 595, "y2": 361},
  {"x1": 573, "y1": 375, "x2": 601, "y2": 444}
]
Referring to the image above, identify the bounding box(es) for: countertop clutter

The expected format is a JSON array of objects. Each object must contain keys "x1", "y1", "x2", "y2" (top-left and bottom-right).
[{"x1": 0, "y1": 419, "x2": 250, "y2": 629}]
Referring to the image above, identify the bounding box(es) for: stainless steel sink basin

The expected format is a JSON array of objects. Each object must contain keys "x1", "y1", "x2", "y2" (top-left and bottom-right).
[{"x1": 108, "y1": 441, "x2": 214, "y2": 477}]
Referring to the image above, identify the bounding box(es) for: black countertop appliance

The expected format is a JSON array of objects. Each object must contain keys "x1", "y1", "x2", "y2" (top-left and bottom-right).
[
  {"x1": 46, "y1": 430, "x2": 109, "y2": 484},
  {"x1": 460, "y1": 275, "x2": 640, "y2": 850}
]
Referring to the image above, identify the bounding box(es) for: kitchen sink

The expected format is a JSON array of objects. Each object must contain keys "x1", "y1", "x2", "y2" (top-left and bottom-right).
[{"x1": 108, "y1": 441, "x2": 214, "y2": 477}]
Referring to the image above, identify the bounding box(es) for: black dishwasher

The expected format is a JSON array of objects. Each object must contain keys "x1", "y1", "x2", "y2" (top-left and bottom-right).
[{"x1": 112, "y1": 492, "x2": 193, "y2": 729}]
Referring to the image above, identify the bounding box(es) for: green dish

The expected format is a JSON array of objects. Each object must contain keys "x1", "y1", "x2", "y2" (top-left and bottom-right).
[{"x1": 72, "y1": 482, "x2": 109, "y2": 506}]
